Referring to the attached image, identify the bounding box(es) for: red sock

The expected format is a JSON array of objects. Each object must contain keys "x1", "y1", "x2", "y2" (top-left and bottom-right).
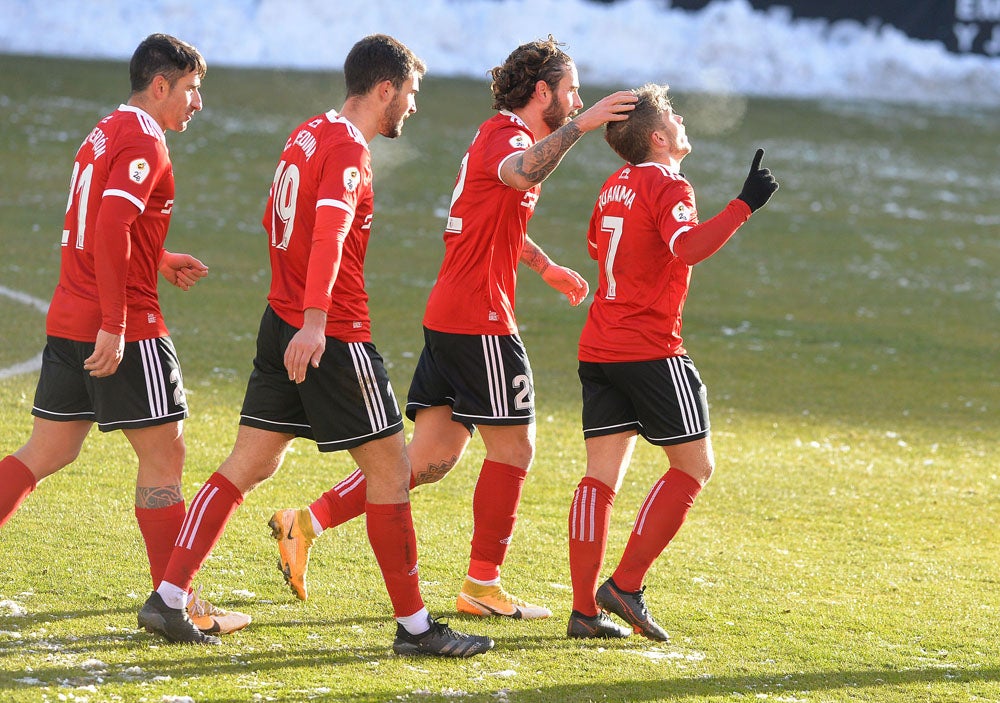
[
  {"x1": 468, "y1": 460, "x2": 527, "y2": 581},
  {"x1": 366, "y1": 501, "x2": 424, "y2": 618},
  {"x1": 0, "y1": 456, "x2": 36, "y2": 528},
  {"x1": 160, "y1": 472, "x2": 243, "y2": 593},
  {"x1": 309, "y1": 469, "x2": 367, "y2": 530},
  {"x1": 135, "y1": 501, "x2": 186, "y2": 588},
  {"x1": 311, "y1": 468, "x2": 420, "y2": 530},
  {"x1": 612, "y1": 468, "x2": 702, "y2": 592},
  {"x1": 568, "y1": 477, "x2": 616, "y2": 616}
]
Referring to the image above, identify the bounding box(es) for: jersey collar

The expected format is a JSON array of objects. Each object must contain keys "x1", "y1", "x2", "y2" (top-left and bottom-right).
[
  {"x1": 117, "y1": 104, "x2": 166, "y2": 141},
  {"x1": 328, "y1": 109, "x2": 369, "y2": 148},
  {"x1": 635, "y1": 160, "x2": 681, "y2": 175}
]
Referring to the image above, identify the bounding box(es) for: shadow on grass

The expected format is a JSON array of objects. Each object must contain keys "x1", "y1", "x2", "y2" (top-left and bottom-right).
[
  {"x1": 524, "y1": 665, "x2": 1000, "y2": 701},
  {"x1": 4, "y1": 609, "x2": 997, "y2": 700}
]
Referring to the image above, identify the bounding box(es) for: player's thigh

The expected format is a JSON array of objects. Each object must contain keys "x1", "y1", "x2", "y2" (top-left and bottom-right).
[
  {"x1": 218, "y1": 424, "x2": 295, "y2": 493},
  {"x1": 664, "y1": 436, "x2": 714, "y2": 485},
  {"x1": 298, "y1": 340, "x2": 404, "y2": 452},
  {"x1": 123, "y1": 420, "x2": 185, "y2": 486},
  {"x1": 608, "y1": 356, "x2": 710, "y2": 446},
  {"x1": 92, "y1": 337, "x2": 188, "y2": 431},
  {"x1": 584, "y1": 431, "x2": 638, "y2": 492},
  {"x1": 478, "y1": 422, "x2": 535, "y2": 469},
  {"x1": 15, "y1": 417, "x2": 92, "y2": 480},
  {"x1": 413, "y1": 330, "x2": 535, "y2": 429},
  {"x1": 348, "y1": 431, "x2": 409, "y2": 503}
]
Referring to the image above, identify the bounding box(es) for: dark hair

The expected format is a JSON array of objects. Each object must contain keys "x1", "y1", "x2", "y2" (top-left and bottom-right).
[
  {"x1": 129, "y1": 33, "x2": 206, "y2": 93},
  {"x1": 604, "y1": 83, "x2": 673, "y2": 164},
  {"x1": 344, "y1": 34, "x2": 427, "y2": 98},
  {"x1": 489, "y1": 35, "x2": 573, "y2": 111}
]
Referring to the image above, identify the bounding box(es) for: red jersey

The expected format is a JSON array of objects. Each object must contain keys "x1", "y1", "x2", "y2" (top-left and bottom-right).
[
  {"x1": 578, "y1": 162, "x2": 701, "y2": 362},
  {"x1": 423, "y1": 112, "x2": 540, "y2": 335},
  {"x1": 263, "y1": 111, "x2": 374, "y2": 342},
  {"x1": 47, "y1": 105, "x2": 174, "y2": 342}
]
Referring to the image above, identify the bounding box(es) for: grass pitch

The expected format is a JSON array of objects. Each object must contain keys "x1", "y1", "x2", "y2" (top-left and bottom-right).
[{"x1": 1, "y1": 54, "x2": 998, "y2": 702}]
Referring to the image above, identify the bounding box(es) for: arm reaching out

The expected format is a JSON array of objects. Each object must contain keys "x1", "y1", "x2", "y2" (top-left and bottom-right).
[
  {"x1": 673, "y1": 148, "x2": 781, "y2": 266},
  {"x1": 502, "y1": 91, "x2": 637, "y2": 190}
]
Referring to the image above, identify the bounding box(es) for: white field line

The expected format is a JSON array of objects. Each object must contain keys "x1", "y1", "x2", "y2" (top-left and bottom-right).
[{"x1": 0, "y1": 285, "x2": 50, "y2": 379}]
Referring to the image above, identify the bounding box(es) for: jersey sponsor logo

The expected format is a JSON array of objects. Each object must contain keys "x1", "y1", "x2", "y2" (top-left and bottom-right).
[
  {"x1": 343, "y1": 166, "x2": 361, "y2": 192},
  {"x1": 619, "y1": 167, "x2": 631, "y2": 180},
  {"x1": 509, "y1": 132, "x2": 530, "y2": 150},
  {"x1": 161, "y1": 198, "x2": 174, "y2": 215},
  {"x1": 672, "y1": 201, "x2": 693, "y2": 222},
  {"x1": 521, "y1": 191, "x2": 538, "y2": 210},
  {"x1": 129, "y1": 158, "x2": 150, "y2": 184}
]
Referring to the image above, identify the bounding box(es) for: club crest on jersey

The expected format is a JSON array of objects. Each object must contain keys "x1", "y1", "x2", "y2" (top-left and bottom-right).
[
  {"x1": 672, "y1": 201, "x2": 693, "y2": 222},
  {"x1": 343, "y1": 167, "x2": 361, "y2": 192},
  {"x1": 509, "y1": 132, "x2": 530, "y2": 150},
  {"x1": 129, "y1": 158, "x2": 150, "y2": 184}
]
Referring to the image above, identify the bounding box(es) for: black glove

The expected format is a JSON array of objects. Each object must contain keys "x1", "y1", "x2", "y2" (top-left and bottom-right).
[{"x1": 737, "y1": 148, "x2": 779, "y2": 213}]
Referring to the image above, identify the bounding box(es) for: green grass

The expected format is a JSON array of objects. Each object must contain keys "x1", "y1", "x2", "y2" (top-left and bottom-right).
[{"x1": 1, "y1": 54, "x2": 999, "y2": 702}]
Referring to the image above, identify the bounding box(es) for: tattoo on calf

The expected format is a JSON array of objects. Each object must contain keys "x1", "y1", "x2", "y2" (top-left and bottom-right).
[
  {"x1": 413, "y1": 456, "x2": 460, "y2": 486},
  {"x1": 135, "y1": 484, "x2": 184, "y2": 509}
]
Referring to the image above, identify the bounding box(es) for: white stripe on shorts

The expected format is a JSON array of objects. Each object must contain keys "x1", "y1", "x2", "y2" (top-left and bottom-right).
[
  {"x1": 667, "y1": 356, "x2": 701, "y2": 436},
  {"x1": 349, "y1": 342, "x2": 388, "y2": 432},
  {"x1": 481, "y1": 335, "x2": 508, "y2": 417},
  {"x1": 139, "y1": 339, "x2": 168, "y2": 418}
]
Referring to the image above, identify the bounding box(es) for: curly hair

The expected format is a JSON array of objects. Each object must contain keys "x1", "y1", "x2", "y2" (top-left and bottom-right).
[
  {"x1": 604, "y1": 83, "x2": 673, "y2": 164},
  {"x1": 489, "y1": 35, "x2": 573, "y2": 111},
  {"x1": 129, "y1": 33, "x2": 206, "y2": 93}
]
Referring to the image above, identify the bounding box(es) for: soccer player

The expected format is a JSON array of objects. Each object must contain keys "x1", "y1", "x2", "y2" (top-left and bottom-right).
[
  {"x1": 268, "y1": 36, "x2": 636, "y2": 620},
  {"x1": 138, "y1": 34, "x2": 493, "y2": 656},
  {"x1": 0, "y1": 33, "x2": 248, "y2": 636},
  {"x1": 565, "y1": 83, "x2": 778, "y2": 640}
]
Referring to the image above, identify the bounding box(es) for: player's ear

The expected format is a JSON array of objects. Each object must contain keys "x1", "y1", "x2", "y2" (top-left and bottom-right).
[
  {"x1": 377, "y1": 79, "x2": 395, "y2": 103},
  {"x1": 150, "y1": 74, "x2": 170, "y2": 99},
  {"x1": 534, "y1": 79, "x2": 549, "y2": 101}
]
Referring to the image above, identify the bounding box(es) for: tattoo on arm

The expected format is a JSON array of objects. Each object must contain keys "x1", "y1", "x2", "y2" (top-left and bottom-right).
[
  {"x1": 412, "y1": 455, "x2": 460, "y2": 487},
  {"x1": 520, "y1": 238, "x2": 551, "y2": 275},
  {"x1": 136, "y1": 484, "x2": 184, "y2": 509},
  {"x1": 512, "y1": 122, "x2": 584, "y2": 185}
]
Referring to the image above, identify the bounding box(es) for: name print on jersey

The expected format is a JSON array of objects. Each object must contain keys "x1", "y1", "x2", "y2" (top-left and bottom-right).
[
  {"x1": 291, "y1": 130, "x2": 318, "y2": 160},
  {"x1": 598, "y1": 183, "x2": 636, "y2": 210},
  {"x1": 85, "y1": 127, "x2": 108, "y2": 158}
]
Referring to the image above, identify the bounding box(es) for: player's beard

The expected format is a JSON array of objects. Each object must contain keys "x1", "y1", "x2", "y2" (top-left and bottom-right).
[
  {"x1": 542, "y1": 93, "x2": 573, "y2": 134},
  {"x1": 380, "y1": 94, "x2": 408, "y2": 139}
]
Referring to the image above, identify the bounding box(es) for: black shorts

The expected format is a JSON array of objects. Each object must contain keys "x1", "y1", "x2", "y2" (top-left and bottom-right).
[
  {"x1": 579, "y1": 355, "x2": 709, "y2": 446},
  {"x1": 239, "y1": 306, "x2": 403, "y2": 452},
  {"x1": 406, "y1": 327, "x2": 534, "y2": 427},
  {"x1": 32, "y1": 335, "x2": 188, "y2": 432}
]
